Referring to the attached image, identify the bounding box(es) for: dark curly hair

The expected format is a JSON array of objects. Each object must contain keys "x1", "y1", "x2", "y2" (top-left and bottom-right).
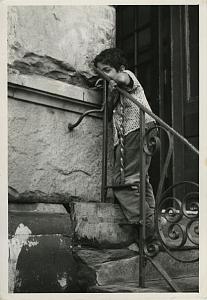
[{"x1": 94, "y1": 48, "x2": 128, "y2": 71}]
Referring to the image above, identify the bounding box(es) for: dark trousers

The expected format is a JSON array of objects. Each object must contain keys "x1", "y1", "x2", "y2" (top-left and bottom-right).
[{"x1": 113, "y1": 126, "x2": 156, "y2": 239}]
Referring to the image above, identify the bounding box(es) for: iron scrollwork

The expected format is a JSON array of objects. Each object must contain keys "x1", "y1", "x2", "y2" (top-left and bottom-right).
[{"x1": 143, "y1": 125, "x2": 199, "y2": 263}]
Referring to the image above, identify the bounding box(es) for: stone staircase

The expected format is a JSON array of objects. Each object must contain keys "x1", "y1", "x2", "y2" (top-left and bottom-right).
[
  {"x1": 73, "y1": 248, "x2": 198, "y2": 292},
  {"x1": 70, "y1": 201, "x2": 199, "y2": 293},
  {"x1": 9, "y1": 200, "x2": 199, "y2": 293}
]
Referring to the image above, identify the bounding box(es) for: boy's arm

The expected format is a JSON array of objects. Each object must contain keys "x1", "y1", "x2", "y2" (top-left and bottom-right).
[
  {"x1": 109, "y1": 72, "x2": 133, "y2": 91},
  {"x1": 115, "y1": 72, "x2": 132, "y2": 88}
]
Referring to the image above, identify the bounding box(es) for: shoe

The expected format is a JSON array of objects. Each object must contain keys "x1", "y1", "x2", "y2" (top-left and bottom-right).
[{"x1": 128, "y1": 243, "x2": 139, "y2": 253}]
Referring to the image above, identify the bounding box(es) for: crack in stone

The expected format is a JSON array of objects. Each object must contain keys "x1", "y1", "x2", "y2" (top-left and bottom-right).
[
  {"x1": 57, "y1": 169, "x2": 91, "y2": 177},
  {"x1": 52, "y1": 12, "x2": 61, "y2": 22},
  {"x1": 8, "y1": 51, "x2": 97, "y2": 88},
  {"x1": 8, "y1": 186, "x2": 82, "y2": 203}
]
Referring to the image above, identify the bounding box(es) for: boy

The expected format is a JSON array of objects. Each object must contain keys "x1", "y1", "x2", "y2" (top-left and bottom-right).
[{"x1": 94, "y1": 48, "x2": 156, "y2": 242}]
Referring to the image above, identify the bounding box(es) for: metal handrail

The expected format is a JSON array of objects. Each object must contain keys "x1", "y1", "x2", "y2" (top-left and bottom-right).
[
  {"x1": 68, "y1": 107, "x2": 104, "y2": 131},
  {"x1": 94, "y1": 67, "x2": 199, "y2": 156}
]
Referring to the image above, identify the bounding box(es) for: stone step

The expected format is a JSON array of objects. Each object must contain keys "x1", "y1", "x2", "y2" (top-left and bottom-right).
[
  {"x1": 70, "y1": 201, "x2": 198, "y2": 249},
  {"x1": 73, "y1": 247, "x2": 198, "y2": 290},
  {"x1": 88, "y1": 276, "x2": 199, "y2": 293},
  {"x1": 8, "y1": 201, "x2": 198, "y2": 293},
  {"x1": 70, "y1": 202, "x2": 137, "y2": 248}
]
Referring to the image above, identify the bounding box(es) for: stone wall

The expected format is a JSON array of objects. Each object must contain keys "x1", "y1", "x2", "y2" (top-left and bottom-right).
[
  {"x1": 8, "y1": 6, "x2": 116, "y2": 87},
  {"x1": 8, "y1": 7, "x2": 115, "y2": 291},
  {"x1": 8, "y1": 6, "x2": 115, "y2": 201},
  {"x1": 8, "y1": 97, "x2": 103, "y2": 201}
]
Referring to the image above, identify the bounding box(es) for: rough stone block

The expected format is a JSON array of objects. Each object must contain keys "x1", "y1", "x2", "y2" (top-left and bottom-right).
[
  {"x1": 8, "y1": 98, "x2": 113, "y2": 202},
  {"x1": 74, "y1": 248, "x2": 139, "y2": 287},
  {"x1": 88, "y1": 277, "x2": 199, "y2": 293},
  {"x1": 8, "y1": 6, "x2": 115, "y2": 87},
  {"x1": 73, "y1": 247, "x2": 199, "y2": 288},
  {"x1": 8, "y1": 187, "x2": 82, "y2": 204},
  {"x1": 8, "y1": 201, "x2": 73, "y2": 237},
  {"x1": 70, "y1": 202, "x2": 137, "y2": 248},
  {"x1": 8, "y1": 234, "x2": 79, "y2": 293},
  {"x1": 8, "y1": 73, "x2": 102, "y2": 105},
  {"x1": 9, "y1": 212, "x2": 72, "y2": 236}
]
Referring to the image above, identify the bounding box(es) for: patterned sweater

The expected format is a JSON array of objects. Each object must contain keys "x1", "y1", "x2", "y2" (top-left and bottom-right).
[{"x1": 112, "y1": 70, "x2": 154, "y2": 146}]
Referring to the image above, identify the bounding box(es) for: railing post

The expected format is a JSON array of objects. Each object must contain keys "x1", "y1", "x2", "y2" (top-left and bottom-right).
[
  {"x1": 101, "y1": 80, "x2": 108, "y2": 202},
  {"x1": 139, "y1": 109, "x2": 146, "y2": 287}
]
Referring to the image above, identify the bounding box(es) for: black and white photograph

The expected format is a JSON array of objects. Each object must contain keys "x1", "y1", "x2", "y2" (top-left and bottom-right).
[{"x1": 0, "y1": 1, "x2": 207, "y2": 298}]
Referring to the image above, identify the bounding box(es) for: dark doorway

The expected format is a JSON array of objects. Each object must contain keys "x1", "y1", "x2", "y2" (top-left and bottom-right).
[{"x1": 116, "y1": 5, "x2": 199, "y2": 195}]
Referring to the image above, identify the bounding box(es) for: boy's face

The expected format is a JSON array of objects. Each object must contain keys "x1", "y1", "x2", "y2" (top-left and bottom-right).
[{"x1": 97, "y1": 62, "x2": 120, "y2": 81}]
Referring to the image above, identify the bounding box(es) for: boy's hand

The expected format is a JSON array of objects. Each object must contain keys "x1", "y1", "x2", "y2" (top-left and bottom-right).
[
  {"x1": 108, "y1": 73, "x2": 131, "y2": 92},
  {"x1": 108, "y1": 79, "x2": 117, "y2": 92}
]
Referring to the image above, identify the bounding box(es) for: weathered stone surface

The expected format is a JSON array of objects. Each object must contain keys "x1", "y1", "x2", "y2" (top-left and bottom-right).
[
  {"x1": 8, "y1": 202, "x2": 68, "y2": 213},
  {"x1": 75, "y1": 248, "x2": 137, "y2": 265},
  {"x1": 8, "y1": 212, "x2": 72, "y2": 236},
  {"x1": 8, "y1": 6, "x2": 116, "y2": 88},
  {"x1": 8, "y1": 5, "x2": 115, "y2": 203},
  {"x1": 8, "y1": 73, "x2": 102, "y2": 105},
  {"x1": 146, "y1": 249, "x2": 199, "y2": 280},
  {"x1": 73, "y1": 248, "x2": 138, "y2": 289},
  {"x1": 73, "y1": 247, "x2": 199, "y2": 287},
  {"x1": 8, "y1": 186, "x2": 82, "y2": 204},
  {"x1": 88, "y1": 276, "x2": 199, "y2": 293},
  {"x1": 8, "y1": 233, "x2": 79, "y2": 293},
  {"x1": 70, "y1": 202, "x2": 137, "y2": 248},
  {"x1": 8, "y1": 97, "x2": 112, "y2": 202},
  {"x1": 8, "y1": 52, "x2": 89, "y2": 88}
]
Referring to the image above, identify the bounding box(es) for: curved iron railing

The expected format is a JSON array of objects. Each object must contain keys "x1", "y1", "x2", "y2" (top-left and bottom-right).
[{"x1": 68, "y1": 67, "x2": 199, "y2": 292}]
